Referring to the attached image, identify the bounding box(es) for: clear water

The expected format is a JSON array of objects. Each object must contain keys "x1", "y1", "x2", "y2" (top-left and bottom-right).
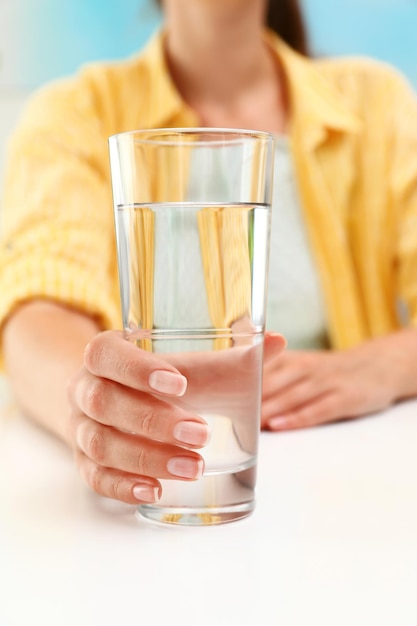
[
  {"x1": 115, "y1": 202, "x2": 270, "y2": 335},
  {"x1": 115, "y1": 203, "x2": 270, "y2": 524},
  {"x1": 127, "y1": 330, "x2": 263, "y2": 525}
]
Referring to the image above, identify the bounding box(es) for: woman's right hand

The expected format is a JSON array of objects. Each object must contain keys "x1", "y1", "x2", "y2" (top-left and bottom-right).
[{"x1": 67, "y1": 330, "x2": 210, "y2": 505}]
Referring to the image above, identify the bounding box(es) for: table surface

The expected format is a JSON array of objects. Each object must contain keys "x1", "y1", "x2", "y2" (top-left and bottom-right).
[{"x1": 1, "y1": 375, "x2": 416, "y2": 626}]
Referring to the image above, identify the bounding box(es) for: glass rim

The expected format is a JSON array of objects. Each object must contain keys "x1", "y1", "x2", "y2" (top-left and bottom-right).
[{"x1": 108, "y1": 127, "x2": 275, "y2": 147}]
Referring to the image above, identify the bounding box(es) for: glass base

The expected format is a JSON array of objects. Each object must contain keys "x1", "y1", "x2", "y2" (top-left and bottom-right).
[{"x1": 136, "y1": 501, "x2": 254, "y2": 526}]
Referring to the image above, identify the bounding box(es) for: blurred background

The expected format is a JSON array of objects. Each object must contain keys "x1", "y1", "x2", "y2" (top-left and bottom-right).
[{"x1": 1, "y1": 0, "x2": 417, "y2": 181}]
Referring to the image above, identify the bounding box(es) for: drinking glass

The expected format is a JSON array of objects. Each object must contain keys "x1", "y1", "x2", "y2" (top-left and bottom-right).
[{"x1": 109, "y1": 128, "x2": 275, "y2": 525}]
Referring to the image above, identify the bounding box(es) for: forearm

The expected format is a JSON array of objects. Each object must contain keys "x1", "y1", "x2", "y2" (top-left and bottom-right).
[{"x1": 3, "y1": 300, "x2": 100, "y2": 445}]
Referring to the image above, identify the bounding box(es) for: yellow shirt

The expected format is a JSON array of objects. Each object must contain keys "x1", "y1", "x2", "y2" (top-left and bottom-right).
[{"x1": 1, "y1": 31, "x2": 417, "y2": 350}]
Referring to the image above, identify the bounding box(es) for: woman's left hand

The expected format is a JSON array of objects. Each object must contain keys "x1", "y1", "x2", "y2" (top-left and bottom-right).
[{"x1": 261, "y1": 330, "x2": 417, "y2": 431}]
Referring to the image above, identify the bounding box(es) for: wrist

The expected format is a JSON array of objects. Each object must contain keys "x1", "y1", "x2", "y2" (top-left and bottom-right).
[{"x1": 354, "y1": 329, "x2": 417, "y2": 403}]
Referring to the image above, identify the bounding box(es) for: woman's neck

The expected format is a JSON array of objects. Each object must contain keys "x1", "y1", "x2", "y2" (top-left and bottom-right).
[
  {"x1": 162, "y1": 1, "x2": 288, "y2": 133},
  {"x1": 164, "y1": 1, "x2": 270, "y2": 104}
]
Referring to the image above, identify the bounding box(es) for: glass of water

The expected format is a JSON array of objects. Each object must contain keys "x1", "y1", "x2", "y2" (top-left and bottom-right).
[{"x1": 108, "y1": 128, "x2": 275, "y2": 525}]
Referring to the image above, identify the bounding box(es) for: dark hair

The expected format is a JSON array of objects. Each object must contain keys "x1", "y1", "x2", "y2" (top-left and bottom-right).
[
  {"x1": 267, "y1": 0, "x2": 310, "y2": 56},
  {"x1": 155, "y1": 1, "x2": 310, "y2": 56}
]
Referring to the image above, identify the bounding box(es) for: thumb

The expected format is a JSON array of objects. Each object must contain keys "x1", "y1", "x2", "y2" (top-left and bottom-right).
[{"x1": 264, "y1": 331, "x2": 287, "y2": 359}]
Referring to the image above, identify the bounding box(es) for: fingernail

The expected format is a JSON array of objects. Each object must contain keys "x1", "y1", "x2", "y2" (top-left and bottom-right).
[
  {"x1": 267, "y1": 332, "x2": 287, "y2": 348},
  {"x1": 148, "y1": 370, "x2": 187, "y2": 396},
  {"x1": 268, "y1": 416, "x2": 289, "y2": 430},
  {"x1": 173, "y1": 421, "x2": 210, "y2": 446},
  {"x1": 133, "y1": 484, "x2": 160, "y2": 503},
  {"x1": 167, "y1": 456, "x2": 204, "y2": 479}
]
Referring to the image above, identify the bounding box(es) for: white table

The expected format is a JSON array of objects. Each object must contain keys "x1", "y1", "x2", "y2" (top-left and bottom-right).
[{"x1": 1, "y1": 375, "x2": 416, "y2": 626}]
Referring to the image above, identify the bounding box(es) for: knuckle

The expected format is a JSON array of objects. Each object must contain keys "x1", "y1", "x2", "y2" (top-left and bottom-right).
[
  {"x1": 75, "y1": 449, "x2": 105, "y2": 496},
  {"x1": 84, "y1": 426, "x2": 106, "y2": 464},
  {"x1": 83, "y1": 377, "x2": 107, "y2": 418},
  {"x1": 84, "y1": 332, "x2": 111, "y2": 374},
  {"x1": 87, "y1": 463, "x2": 105, "y2": 495},
  {"x1": 140, "y1": 408, "x2": 159, "y2": 438},
  {"x1": 110, "y1": 475, "x2": 129, "y2": 501},
  {"x1": 116, "y1": 353, "x2": 140, "y2": 382},
  {"x1": 134, "y1": 448, "x2": 150, "y2": 475},
  {"x1": 84, "y1": 330, "x2": 143, "y2": 385}
]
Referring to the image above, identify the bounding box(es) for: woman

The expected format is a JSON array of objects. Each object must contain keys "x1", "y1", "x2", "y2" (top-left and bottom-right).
[{"x1": 1, "y1": 0, "x2": 417, "y2": 505}]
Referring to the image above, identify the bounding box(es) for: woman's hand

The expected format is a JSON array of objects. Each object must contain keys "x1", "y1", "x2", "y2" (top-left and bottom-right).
[
  {"x1": 262, "y1": 329, "x2": 417, "y2": 431},
  {"x1": 67, "y1": 330, "x2": 210, "y2": 505}
]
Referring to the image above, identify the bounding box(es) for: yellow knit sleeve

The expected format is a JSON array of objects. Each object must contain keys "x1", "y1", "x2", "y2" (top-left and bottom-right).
[{"x1": 0, "y1": 76, "x2": 122, "y2": 340}]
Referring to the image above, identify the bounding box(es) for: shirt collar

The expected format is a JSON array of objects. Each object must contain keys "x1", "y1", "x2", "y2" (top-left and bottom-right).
[
  {"x1": 138, "y1": 30, "x2": 362, "y2": 146},
  {"x1": 137, "y1": 31, "x2": 198, "y2": 128},
  {"x1": 265, "y1": 31, "x2": 362, "y2": 148}
]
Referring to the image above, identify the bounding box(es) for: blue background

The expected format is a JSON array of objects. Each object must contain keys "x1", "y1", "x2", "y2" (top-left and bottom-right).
[{"x1": 0, "y1": 0, "x2": 416, "y2": 90}]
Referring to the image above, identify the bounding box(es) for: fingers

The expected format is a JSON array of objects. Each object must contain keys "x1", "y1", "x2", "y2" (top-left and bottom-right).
[
  {"x1": 261, "y1": 361, "x2": 348, "y2": 430},
  {"x1": 261, "y1": 348, "x2": 345, "y2": 430},
  {"x1": 263, "y1": 332, "x2": 287, "y2": 359},
  {"x1": 73, "y1": 412, "x2": 205, "y2": 504},
  {"x1": 262, "y1": 348, "x2": 327, "y2": 398},
  {"x1": 75, "y1": 448, "x2": 162, "y2": 505},
  {"x1": 84, "y1": 330, "x2": 188, "y2": 396},
  {"x1": 67, "y1": 330, "x2": 211, "y2": 504},
  {"x1": 263, "y1": 374, "x2": 329, "y2": 419},
  {"x1": 262, "y1": 376, "x2": 370, "y2": 431},
  {"x1": 69, "y1": 368, "x2": 210, "y2": 448},
  {"x1": 265, "y1": 392, "x2": 347, "y2": 431},
  {"x1": 74, "y1": 414, "x2": 204, "y2": 480},
  {"x1": 70, "y1": 330, "x2": 289, "y2": 505}
]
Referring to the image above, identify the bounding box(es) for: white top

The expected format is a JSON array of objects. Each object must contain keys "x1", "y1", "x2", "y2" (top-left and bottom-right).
[
  {"x1": 266, "y1": 137, "x2": 329, "y2": 348},
  {"x1": 151, "y1": 139, "x2": 328, "y2": 347}
]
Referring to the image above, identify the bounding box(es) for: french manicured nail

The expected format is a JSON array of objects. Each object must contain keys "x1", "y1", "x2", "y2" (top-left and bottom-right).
[
  {"x1": 268, "y1": 417, "x2": 289, "y2": 430},
  {"x1": 173, "y1": 421, "x2": 210, "y2": 446},
  {"x1": 167, "y1": 456, "x2": 204, "y2": 479},
  {"x1": 148, "y1": 370, "x2": 187, "y2": 396},
  {"x1": 133, "y1": 484, "x2": 160, "y2": 503}
]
